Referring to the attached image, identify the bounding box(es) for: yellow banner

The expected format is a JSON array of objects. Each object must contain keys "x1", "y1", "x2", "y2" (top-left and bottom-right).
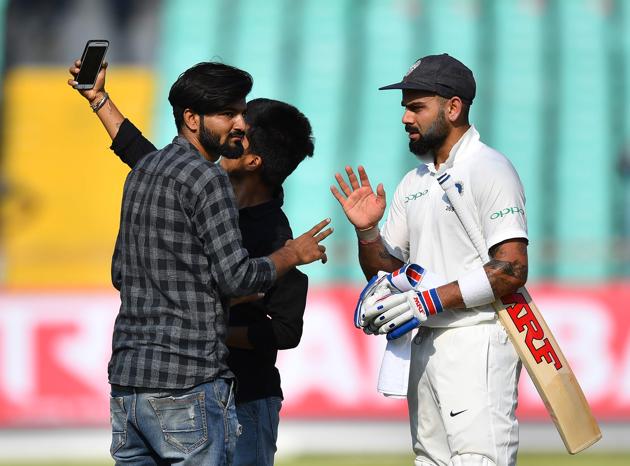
[{"x1": 1, "y1": 67, "x2": 155, "y2": 287}]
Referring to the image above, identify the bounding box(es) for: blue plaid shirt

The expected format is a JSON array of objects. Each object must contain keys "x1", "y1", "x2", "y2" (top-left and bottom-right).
[{"x1": 109, "y1": 136, "x2": 276, "y2": 389}]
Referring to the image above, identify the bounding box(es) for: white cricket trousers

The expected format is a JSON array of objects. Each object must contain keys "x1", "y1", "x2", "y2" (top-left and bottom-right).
[{"x1": 407, "y1": 320, "x2": 521, "y2": 466}]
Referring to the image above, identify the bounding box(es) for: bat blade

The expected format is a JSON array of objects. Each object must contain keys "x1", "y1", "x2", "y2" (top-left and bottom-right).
[
  {"x1": 495, "y1": 289, "x2": 602, "y2": 454},
  {"x1": 437, "y1": 171, "x2": 601, "y2": 454}
]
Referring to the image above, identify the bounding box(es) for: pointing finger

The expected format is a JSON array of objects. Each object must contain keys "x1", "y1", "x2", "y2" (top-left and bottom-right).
[
  {"x1": 314, "y1": 226, "x2": 333, "y2": 242},
  {"x1": 307, "y1": 218, "x2": 331, "y2": 236}
]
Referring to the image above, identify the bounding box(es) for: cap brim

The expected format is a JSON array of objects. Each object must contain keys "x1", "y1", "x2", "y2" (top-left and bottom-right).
[{"x1": 378, "y1": 81, "x2": 437, "y2": 92}]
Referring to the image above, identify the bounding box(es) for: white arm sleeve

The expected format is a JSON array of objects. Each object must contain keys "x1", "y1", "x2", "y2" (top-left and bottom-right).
[
  {"x1": 380, "y1": 177, "x2": 410, "y2": 262},
  {"x1": 473, "y1": 156, "x2": 528, "y2": 250}
]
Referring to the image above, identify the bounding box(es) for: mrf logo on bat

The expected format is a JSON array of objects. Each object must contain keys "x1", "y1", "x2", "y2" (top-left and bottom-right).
[{"x1": 501, "y1": 293, "x2": 563, "y2": 370}]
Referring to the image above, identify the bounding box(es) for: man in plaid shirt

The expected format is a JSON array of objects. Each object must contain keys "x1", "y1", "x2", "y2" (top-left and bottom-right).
[{"x1": 71, "y1": 62, "x2": 331, "y2": 465}]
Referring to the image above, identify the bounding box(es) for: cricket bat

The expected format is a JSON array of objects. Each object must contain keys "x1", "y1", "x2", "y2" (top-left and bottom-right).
[{"x1": 437, "y1": 172, "x2": 601, "y2": 454}]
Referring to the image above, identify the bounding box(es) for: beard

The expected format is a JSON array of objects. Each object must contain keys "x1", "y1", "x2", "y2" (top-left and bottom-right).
[
  {"x1": 407, "y1": 110, "x2": 449, "y2": 159},
  {"x1": 199, "y1": 118, "x2": 245, "y2": 160}
]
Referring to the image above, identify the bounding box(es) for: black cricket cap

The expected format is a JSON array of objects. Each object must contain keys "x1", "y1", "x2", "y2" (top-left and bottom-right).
[{"x1": 379, "y1": 53, "x2": 476, "y2": 105}]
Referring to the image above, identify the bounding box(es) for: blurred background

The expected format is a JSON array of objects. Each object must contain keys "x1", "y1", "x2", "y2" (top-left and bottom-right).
[{"x1": 0, "y1": 0, "x2": 629, "y2": 464}]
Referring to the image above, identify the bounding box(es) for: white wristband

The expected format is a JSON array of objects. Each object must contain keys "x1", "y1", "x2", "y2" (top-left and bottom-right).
[{"x1": 458, "y1": 266, "x2": 495, "y2": 309}]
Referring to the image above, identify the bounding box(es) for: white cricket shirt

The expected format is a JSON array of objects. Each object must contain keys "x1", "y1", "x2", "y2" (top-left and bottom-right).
[{"x1": 381, "y1": 125, "x2": 528, "y2": 327}]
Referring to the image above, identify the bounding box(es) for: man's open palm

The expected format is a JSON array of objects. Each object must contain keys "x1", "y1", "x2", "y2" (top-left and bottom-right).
[{"x1": 331, "y1": 165, "x2": 386, "y2": 230}]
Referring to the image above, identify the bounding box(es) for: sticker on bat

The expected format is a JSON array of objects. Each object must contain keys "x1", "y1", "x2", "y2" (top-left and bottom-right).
[{"x1": 501, "y1": 293, "x2": 563, "y2": 370}]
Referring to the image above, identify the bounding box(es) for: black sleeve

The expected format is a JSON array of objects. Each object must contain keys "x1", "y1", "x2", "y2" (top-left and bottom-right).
[
  {"x1": 109, "y1": 118, "x2": 158, "y2": 169},
  {"x1": 247, "y1": 268, "x2": 308, "y2": 350}
]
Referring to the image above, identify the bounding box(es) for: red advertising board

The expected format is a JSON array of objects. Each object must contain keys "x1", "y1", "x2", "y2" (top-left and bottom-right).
[{"x1": 0, "y1": 283, "x2": 629, "y2": 426}]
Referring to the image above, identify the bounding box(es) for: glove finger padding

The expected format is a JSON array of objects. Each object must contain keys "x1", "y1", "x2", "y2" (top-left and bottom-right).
[
  {"x1": 355, "y1": 272, "x2": 395, "y2": 328},
  {"x1": 363, "y1": 292, "x2": 408, "y2": 322},
  {"x1": 378, "y1": 309, "x2": 414, "y2": 334},
  {"x1": 371, "y1": 302, "x2": 410, "y2": 326},
  {"x1": 354, "y1": 273, "x2": 384, "y2": 328},
  {"x1": 368, "y1": 290, "x2": 431, "y2": 335},
  {"x1": 354, "y1": 263, "x2": 444, "y2": 336}
]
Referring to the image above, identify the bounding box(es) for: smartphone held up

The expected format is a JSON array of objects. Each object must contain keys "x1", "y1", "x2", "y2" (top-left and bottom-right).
[{"x1": 74, "y1": 40, "x2": 109, "y2": 90}]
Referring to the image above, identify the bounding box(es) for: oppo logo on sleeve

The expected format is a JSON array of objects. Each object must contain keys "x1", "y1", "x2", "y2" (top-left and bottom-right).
[{"x1": 490, "y1": 207, "x2": 525, "y2": 220}]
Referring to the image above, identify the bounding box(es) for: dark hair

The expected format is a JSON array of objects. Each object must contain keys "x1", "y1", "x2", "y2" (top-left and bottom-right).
[
  {"x1": 168, "y1": 62, "x2": 253, "y2": 131},
  {"x1": 245, "y1": 98, "x2": 314, "y2": 189}
]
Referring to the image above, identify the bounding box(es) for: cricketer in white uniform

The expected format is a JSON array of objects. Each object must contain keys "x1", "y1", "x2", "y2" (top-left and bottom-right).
[{"x1": 331, "y1": 54, "x2": 528, "y2": 466}]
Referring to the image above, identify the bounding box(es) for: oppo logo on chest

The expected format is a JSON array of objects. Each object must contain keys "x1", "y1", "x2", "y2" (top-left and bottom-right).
[{"x1": 404, "y1": 189, "x2": 428, "y2": 203}]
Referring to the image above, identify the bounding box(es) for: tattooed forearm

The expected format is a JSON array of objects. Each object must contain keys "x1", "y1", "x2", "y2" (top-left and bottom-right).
[
  {"x1": 358, "y1": 239, "x2": 403, "y2": 279},
  {"x1": 486, "y1": 259, "x2": 528, "y2": 282},
  {"x1": 484, "y1": 259, "x2": 528, "y2": 297},
  {"x1": 484, "y1": 239, "x2": 529, "y2": 296},
  {"x1": 378, "y1": 249, "x2": 392, "y2": 260}
]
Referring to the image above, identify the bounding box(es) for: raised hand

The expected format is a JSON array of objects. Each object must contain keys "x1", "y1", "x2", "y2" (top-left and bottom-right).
[
  {"x1": 67, "y1": 59, "x2": 108, "y2": 104},
  {"x1": 285, "y1": 218, "x2": 333, "y2": 265},
  {"x1": 331, "y1": 165, "x2": 386, "y2": 230},
  {"x1": 67, "y1": 60, "x2": 125, "y2": 139},
  {"x1": 268, "y1": 218, "x2": 333, "y2": 278}
]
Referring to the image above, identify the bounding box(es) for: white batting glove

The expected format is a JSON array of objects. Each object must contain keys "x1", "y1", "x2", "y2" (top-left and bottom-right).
[
  {"x1": 355, "y1": 264, "x2": 443, "y2": 337},
  {"x1": 365, "y1": 288, "x2": 444, "y2": 340},
  {"x1": 354, "y1": 272, "x2": 396, "y2": 332}
]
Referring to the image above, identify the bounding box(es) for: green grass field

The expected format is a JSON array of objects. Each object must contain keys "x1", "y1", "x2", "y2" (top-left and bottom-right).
[
  {"x1": 278, "y1": 453, "x2": 630, "y2": 466},
  {"x1": 1, "y1": 453, "x2": 629, "y2": 466}
]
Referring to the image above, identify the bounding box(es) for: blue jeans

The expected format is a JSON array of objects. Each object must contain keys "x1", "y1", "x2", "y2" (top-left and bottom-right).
[
  {"x1": 233, "y1": 397, "x2": 282, "y2": 466},
  {"x1": 109, "y1": 379, "x2": 238, "y2": 465}
]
